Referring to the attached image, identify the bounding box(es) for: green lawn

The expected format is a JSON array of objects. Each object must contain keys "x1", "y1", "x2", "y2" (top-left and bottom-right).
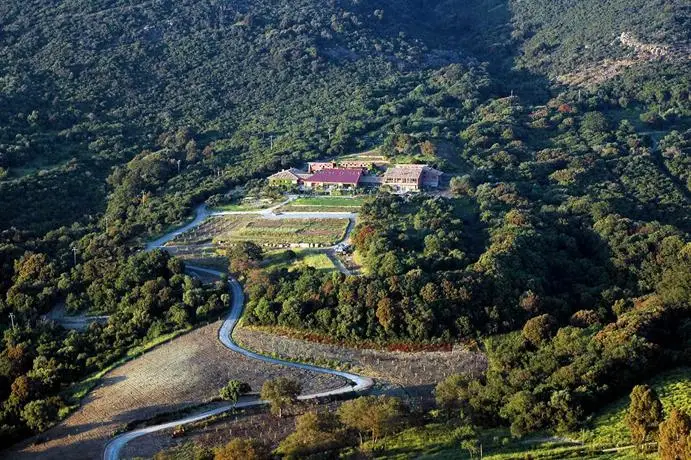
[
  {"x1": 574, "y1": 367, "x2": 691, "y2": 448},
  {"x1": 262, "y1": 249, "x2": 336, "y2": 272},
  {"x1": 279, "y1": 196, "x2": 368, "y2": 212},
  {"x1": 346, "y1": 368, "x2": 691, "y2": 460},
  {"x1": 291, "y1": 196, "x2": 367, "y2": 207},
  {"x1": 353, "y1": 423, "x2": 622, "y2": 460}
]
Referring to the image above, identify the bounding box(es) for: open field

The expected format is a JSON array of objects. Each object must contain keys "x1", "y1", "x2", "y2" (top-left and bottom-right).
[
  {"x1": 168, "y1": 216, "x2": 349, "y2": 247},
  {"x1": 263, "y1": 249, "x2": 336, "y2": 272},
  {"x1": 278, "y1": 196, "x2": 368, "y2": 212},
  {"x1": 351, "y1": 423, "x2": 629, "y2": 460},
  {"x1": 9, "y1": 321, "x2": 345, "y2": 460}
]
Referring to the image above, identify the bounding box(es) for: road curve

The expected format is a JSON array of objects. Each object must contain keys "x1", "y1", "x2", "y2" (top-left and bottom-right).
[{"x1": 103, "y1": 204, "x2": 372, "y2": 460}]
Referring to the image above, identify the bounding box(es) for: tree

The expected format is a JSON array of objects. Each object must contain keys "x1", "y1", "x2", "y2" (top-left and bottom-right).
[
  {"x1": 626, "y1": 385, "x2": 664, "y2": 448},
  {"x1": 449, "y1": 175, "x2": 474, "y2": 196},
  {"x1": 338, "y1": 395, "x2": 405, "y2": 445},
  {"x1": 20, "y1": 398, "x2": 59, "y2": 432},
  {"x1": 214, "y1": 438, "x2": 265, "y2": 460},
  {"x1": 658, "y1": 408, "x2": 691, "y2": 460},
  {"x1": 435, "y1": 374, "x2": 471, "y2": 417},
  {"x1": 228, "y1": 241, "x2": 264, "y2": 275},
  {"x1": 219, "y1": 380, "x2": 251, "y2": 404},
  {"x1": 521, "y1": 314, "x2": 557, "y2": 346},
  {"x1": 260, "y1": 377, "x2": 301, "y2": 417},
  {"x1": 276, "y1": 411, "x2": 345, "y2": 457},
  {"x1": 376, "y1": 297, "x2": 395, "y2": 331}
]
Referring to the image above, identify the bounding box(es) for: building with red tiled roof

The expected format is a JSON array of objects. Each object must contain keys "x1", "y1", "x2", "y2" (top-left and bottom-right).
[{"x1": 303, "y1": 168, "x2": 362, "y2": 189}]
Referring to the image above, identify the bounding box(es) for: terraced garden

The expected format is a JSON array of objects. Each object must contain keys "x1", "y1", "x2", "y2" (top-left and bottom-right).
[{"x1": 167, "y1": 216, "x2": 350, "y2": 246}]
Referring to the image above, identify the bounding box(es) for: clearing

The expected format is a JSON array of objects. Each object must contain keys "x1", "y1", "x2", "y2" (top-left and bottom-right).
[
  {"x1": 263, "y1": 249, "x2": 336, "y2": 272},
  {"x1": 168, "y1": 215, "x2": 350, "y2": 247},
  {"x1": 9, "y1": 321, "x2": 345, "y2": 460}
]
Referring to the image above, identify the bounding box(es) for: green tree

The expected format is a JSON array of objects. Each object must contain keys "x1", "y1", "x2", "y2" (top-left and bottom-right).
[
  {"x1": 658, "y1": 408, "x2": 691, "y2": 460},
  {"x1": 521, "y1": 314, "x2": 557, "y2": 346},
  {"x1": 228, "y1": 241, "x2": 264, "y2": 275},
  {"x1": 20, "y1": 398, "x2": 59, "y2": 432},
  {"x1": 435, "y1": 374, "x2": 471, "y2": 417},
  {"x1": 260, "y1": 377, "x2": 301, "y2": 417},
  {"x1": 626, "y1": 384, "x2": 664, "y2": 448},
  {"x1": 338, "y1": 395, "x2": 405, "y2": 445},
  {"x1": 214, "y1": 438, "x2": 265, "y2": 460},
  {"x1": 276, "y1": 411, "x2": 344, "y2": 458},
  {"x1": 219, "y1": 380, "x2": 251, "y2": 404}
]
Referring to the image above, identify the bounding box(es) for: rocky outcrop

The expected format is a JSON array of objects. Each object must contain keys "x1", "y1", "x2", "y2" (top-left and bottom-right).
[{"x1": 619, "y1": 32, "x2": 670, "y2": 58}]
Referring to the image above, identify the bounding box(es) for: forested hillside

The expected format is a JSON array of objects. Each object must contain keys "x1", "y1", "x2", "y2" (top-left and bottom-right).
[
  {"x1": 0, "y1": 0, "x2": 689, "y2": 451},
  {"x1": 511, "y1": 0, "x2": 689, "y2": 73}
]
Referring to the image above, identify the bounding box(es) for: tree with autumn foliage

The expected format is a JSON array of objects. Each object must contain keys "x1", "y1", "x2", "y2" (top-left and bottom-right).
[
  {"x1": 658, "y1": 408, "x2": 691, "y2": 460},
  {"x1": 626, "y1": 385, "x2": 664, "y2": 449}
]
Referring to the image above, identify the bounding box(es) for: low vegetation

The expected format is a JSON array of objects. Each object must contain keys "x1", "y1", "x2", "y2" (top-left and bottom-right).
[
  {"x1": 577, "y1": 367, "x2": 691, "y2": 447},
  {"x1": 278, "y1": 196, "x2": 368, "y2": 213},
  {"x1": 263, "y1": 250, "x2": 336, "y2": 273}
]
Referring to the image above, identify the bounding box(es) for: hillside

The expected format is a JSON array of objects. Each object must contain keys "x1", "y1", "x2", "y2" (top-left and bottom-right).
[
  {"x1": 510, "y1": 0, "x2": 690, "y2": 74},
  {"x1": 1, "y1": 0, "x2": 688, "y2": 233},
  {"x1": 0, "y1": 0, "x2": 689, "y2": 455}
]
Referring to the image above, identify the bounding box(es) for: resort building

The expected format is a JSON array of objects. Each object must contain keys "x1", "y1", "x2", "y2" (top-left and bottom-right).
[
  {"x1": 267, "y1": 168, "x2": 304, "y2": 185},
  {"x1": 303, "y1": 168, "x2": 362, "y2": 189},
  {"x1": 382, "y1": 164, "x2": 443, "y2": 191},
  {"x1": 268, "y1": 162, "x2": 442, "y2": 192},
  {"x1": 338, "y1": 160, "x2": 373, "y2": 170}
]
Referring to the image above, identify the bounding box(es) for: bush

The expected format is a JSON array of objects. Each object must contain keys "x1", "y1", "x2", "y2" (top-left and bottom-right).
[
  {"x1": 522, "y1": 314, "x2": 558, "y2": 346},
  {"x1": 219, "y1": 380, "x2": 251, "y2": 403}
]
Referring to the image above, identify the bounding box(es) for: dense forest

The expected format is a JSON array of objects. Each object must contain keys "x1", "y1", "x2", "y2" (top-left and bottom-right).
[{"x1": 0, "y1": 0, "x2": 689, "y2": 450}]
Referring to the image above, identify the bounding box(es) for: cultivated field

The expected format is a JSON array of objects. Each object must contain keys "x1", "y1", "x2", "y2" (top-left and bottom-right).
[
  {"x1": 233, "y1": 326, "x2": 487, "y2": 399},
  {"x1": 168, "y1": 216, "x2": 349, "y2": 247},
  {"x1": 9, "y1": 321, "x2": 345, "y2": 460},
  {"x1": 278, "y1": 196, "x2": 368, "y2": 213},
  {"x1": 122, "y1": 400, "x2": 344, "y2": 459}
]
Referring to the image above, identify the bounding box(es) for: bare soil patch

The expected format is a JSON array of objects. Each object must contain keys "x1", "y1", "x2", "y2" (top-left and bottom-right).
[
  {"x1": 9, "y1": 321, "x2": 345, "y2": 460},
  {"x1": 122, "y1": 400, "x2": 340, "y2": 459},
  {"x1": 233, "y1": 326, "x2": 487, "y2": 399}
]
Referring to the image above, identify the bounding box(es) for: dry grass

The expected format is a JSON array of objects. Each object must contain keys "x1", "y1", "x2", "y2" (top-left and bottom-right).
[{"x1": 10, "y1": 321, "x2": 345, "y2": 460}]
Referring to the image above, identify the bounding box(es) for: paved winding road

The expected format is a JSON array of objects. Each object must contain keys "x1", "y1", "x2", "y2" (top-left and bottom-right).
[{"x1": 104, "y1": 202, "x2": 372, "y2": 460}]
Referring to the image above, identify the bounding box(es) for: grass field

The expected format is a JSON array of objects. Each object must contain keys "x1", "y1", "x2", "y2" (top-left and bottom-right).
[
  {"x1": 177, "y1": 216, "x2": 348, "y2": 246},
  {"x1": 263, "y1": 249, "x2": 336, "y2": 272},
  {"x1": 279, "y1": 196, "x2": 368, "y2": 212},
  {"x1": 341, "y1": 367, "x2": 691, "y2": 460},
  {"x1": 574, "y1": 366, "x2": 691, "y2": 448}
]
